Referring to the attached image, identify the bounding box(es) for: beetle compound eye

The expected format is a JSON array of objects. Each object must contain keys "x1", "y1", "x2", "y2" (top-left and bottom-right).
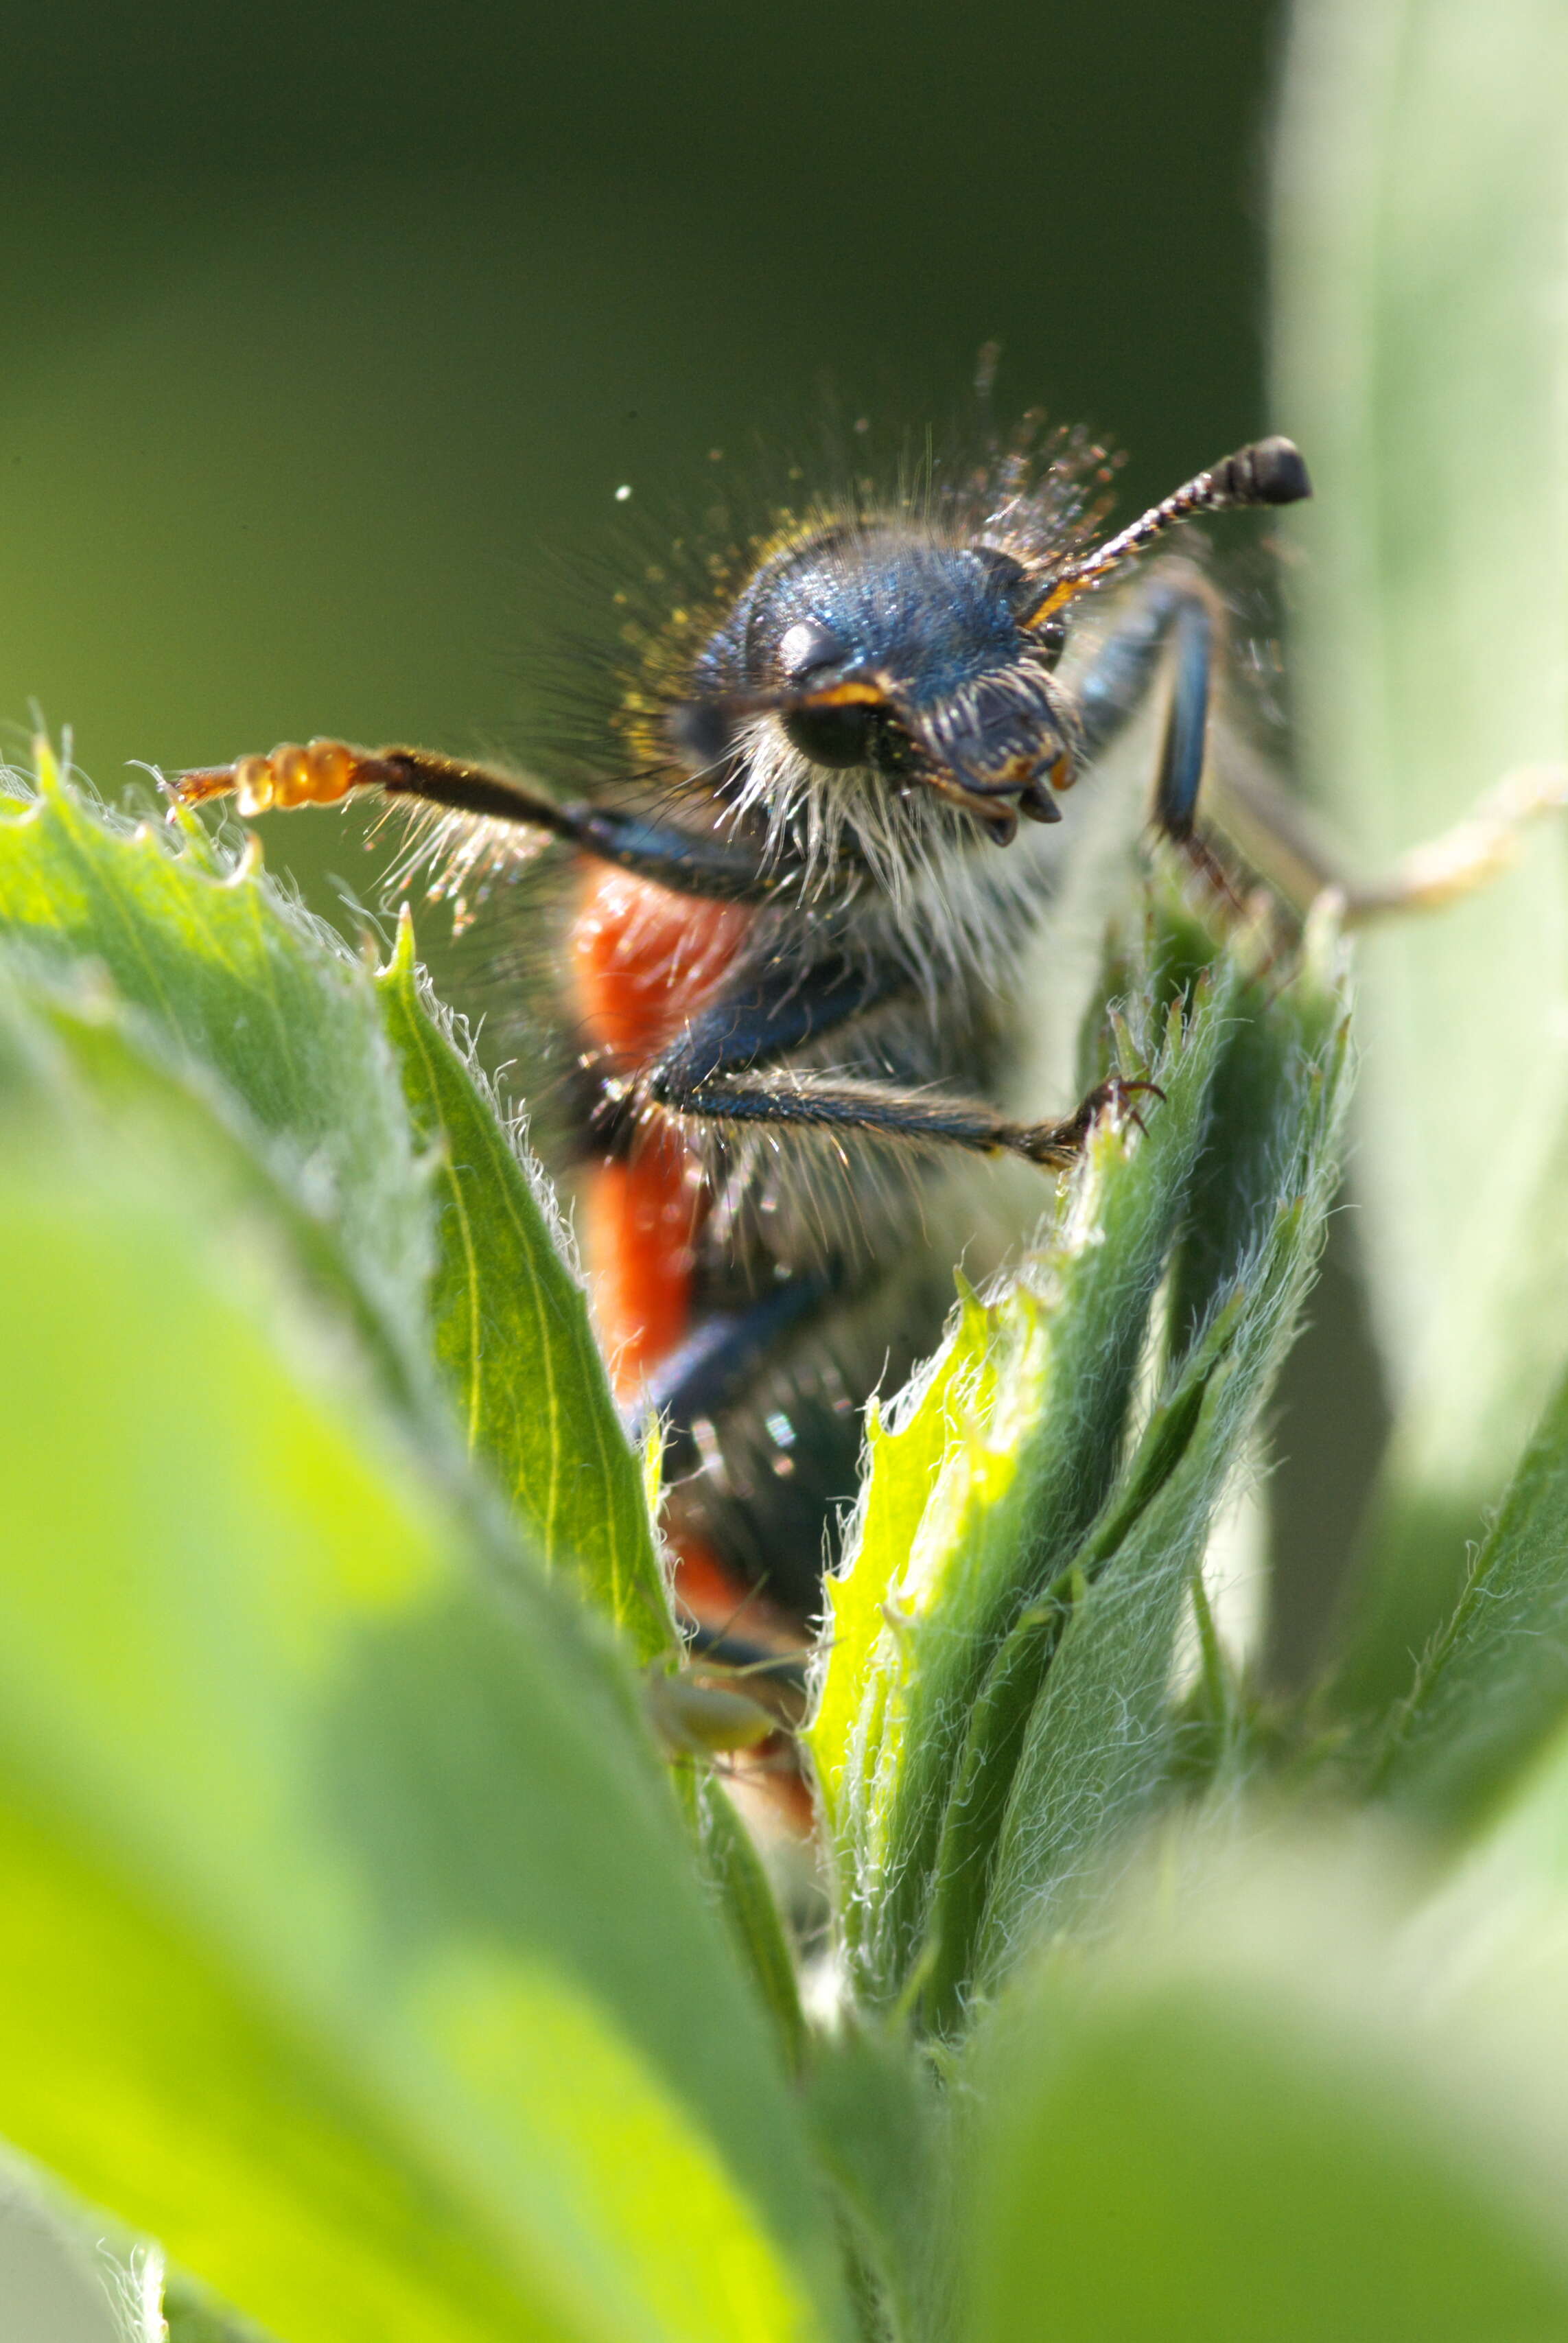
[
  {"x1": 777, "y1": 618, "x2": 847, "y2": 683},
  {"x1": 784, "y1": 699, "x2": 873, "y2": 769}
]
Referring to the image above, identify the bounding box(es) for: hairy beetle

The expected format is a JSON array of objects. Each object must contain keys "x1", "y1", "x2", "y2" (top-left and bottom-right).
[{"x1": 176, "y1": 410, "x2": 1313, "y2": 1644}]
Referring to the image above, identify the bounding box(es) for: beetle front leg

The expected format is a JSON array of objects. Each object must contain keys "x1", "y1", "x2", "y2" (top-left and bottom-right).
[{"x1": 173, "y1": 738, "x2": 786, "y2": 904}]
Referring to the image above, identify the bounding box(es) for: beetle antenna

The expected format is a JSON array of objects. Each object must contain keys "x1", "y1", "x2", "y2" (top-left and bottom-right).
[{"x1": 1023, "y1": 436, "x2": 1311, "y2": 629}]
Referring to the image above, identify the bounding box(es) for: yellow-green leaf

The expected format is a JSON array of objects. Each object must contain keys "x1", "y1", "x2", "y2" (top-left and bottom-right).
[{"x1": 0, "y1": 1121, "x2": 843, "y2": 2343}]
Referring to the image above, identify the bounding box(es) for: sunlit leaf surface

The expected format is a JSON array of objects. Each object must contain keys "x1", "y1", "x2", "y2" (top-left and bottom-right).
[
  {"x1": 0, "y1": 1131, "x2": 843, "y2": 2343},
  {"x1": 0, "y1": 760, "x2": 430, "y2": 1382},
  {"x1": 0, "y1": 774, "x2": 842, "y2": 2343},
  {"x1": 0, "y1": 764, "x2": 666, "y2": 1657}
]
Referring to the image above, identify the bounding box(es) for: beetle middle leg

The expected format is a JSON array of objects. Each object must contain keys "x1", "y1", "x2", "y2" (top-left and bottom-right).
[
  {"x1": 637, "y1": 960, "x2": 1154, "y2": 1169},
  {"x1": 1070, "y1": 563, "x2": 1248, "y2": 909},
  {"x1": 1210, "y1": 743, "x2": 1568, "y2": 925},
  {"x1": 1073, "y1": 565, "x2": 1567, "y2": 922}
]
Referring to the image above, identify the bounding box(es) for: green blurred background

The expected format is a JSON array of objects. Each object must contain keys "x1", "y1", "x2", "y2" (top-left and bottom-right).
[{"x1": 1, "y1": 0, "x2": 1282, "y2": 796}]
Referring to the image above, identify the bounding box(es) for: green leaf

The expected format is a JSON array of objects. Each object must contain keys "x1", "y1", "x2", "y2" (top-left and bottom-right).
[
  {"x1": 964, "y1": 1817, "x2": 1568, "y2": 2343},
  {"x1": 808, "y1": 1291, "x2": 992, "y2": 1852},
  {"x1": 0, "y1": 764, "x2": 667, "y2": 1659},
  {"x1": 0, "y1": 758, "x2": 431, "y2": 1386},
  {"x1": 971, "y1": 955, "x2": 1350, "y2": 1988},
  {"x1": 817, "y1": 928, "x2": 1244, "y2": 2014},
  {"x1": 804, "y1": 2025, "x2": 948, "y2": 2343},
  {"x1": 1373, "y1": 1360, "x2": 1568, "y2": 1832},
  {"x1": 1274, "y1": 0, "x2": 1568, "y2": 1714},
  {"x1": 1163, "y1": 902, "x2": 1345, "y2": 1364},
  {"x1": 916, "y1": 1590, "x2": 1068, "y2": 2030},
  {"x1": 814, "y1": 894, "x2": 1350, "y2": 2029},
  {"x1": 161, "y1": 2267, "x2": 266, "y2": 2343},
  {"x1": 377, "y1": 910, "x2": 669, "y2": 1661},
  {"x1": 0, "y1": 962, "x2": 425, "y2": 1422},
  {"x1": 914, "y1": 1342, "x2": 1231, "y2": 2022},
  {"x1": 970, "y1": 1307, "x2": 1268, "y2": 1979},
  {"x1": 690, "y1": 1773, "x2": 806, "y2": 2077},
  {"x1": 0, "y1": 1117, "x2": 844, "y2": 2343},
  {"x1": 966, "y1": 1948, "x2": 1568, "y2": 2343}
]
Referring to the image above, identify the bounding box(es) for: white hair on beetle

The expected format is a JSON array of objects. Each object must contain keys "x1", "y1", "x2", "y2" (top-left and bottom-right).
[{"x1": 716, "y1": 714, "x2": 1070, "y2": 1001}]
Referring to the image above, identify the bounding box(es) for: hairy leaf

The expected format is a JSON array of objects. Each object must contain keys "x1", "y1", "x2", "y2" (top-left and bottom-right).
[
  {"x1": 378, "y1": 911, "x2": 668, "y2": 1659},
  {"x1": 804, "y1": 2025, "x2": 948, "y2": 2343},
  {"x1": 0, "y1": 765, "x2": 666, "y2": 1657},
  {"x1": 971, "y1": 941, "x2": 1348, "y2": 1988},
  {"x1": 0, "y1": 758, "x2": 430, "y2": 1382},
  {"x1": 817, "y1": 913, "x2": 1245, "y2": 2013},
  {"x1": 815, "y1": 894, "x2": 1349, "y2": 2027},
  {"x1": 808, "y1": 1292, "x2": 993, "y2": 1851},
  {"x1": 690, "y1": 1773, "x2": 806, "y2": 2077}
]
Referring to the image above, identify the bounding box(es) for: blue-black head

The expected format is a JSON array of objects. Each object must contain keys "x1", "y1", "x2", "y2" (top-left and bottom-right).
[
  {"x1": 664, "y1": 434, "x2": 1310, "y2": 853},
  {"x1": 672, "y1": 520, "x2": 1075, "y2": 846}
]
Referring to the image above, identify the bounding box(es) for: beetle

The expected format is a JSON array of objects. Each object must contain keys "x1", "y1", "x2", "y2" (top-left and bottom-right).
[{"x1": 174, "y1": 416, "x2": 1311, "y2": 1648}]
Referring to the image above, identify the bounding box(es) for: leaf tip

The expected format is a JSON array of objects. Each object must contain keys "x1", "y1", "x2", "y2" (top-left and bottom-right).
[
  {"x1": 30, "y1": 733, "x2": 63, "y2": 799},
  {"x1": 382, "y1": 899, "x2": 419, "y2": 986},
  {"x1": 223, "y1": 830, "x2": 266, "y2": 886}
]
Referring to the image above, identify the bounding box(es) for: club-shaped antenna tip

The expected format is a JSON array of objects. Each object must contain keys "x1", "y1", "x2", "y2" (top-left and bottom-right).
[{"x1": 1248, "y1": 436, "x2": 1312, "y2": 506}]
